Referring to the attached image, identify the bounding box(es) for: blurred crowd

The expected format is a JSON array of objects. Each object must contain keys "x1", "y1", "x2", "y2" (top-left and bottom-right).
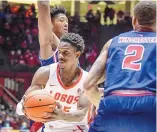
[
  {"x1": 0, "y1": 2, "x2": 100, "y2": 72},
  {"x1": 0, "y1": 2, "x2": 132, "y2": 72},
  {"x1": 85, "y1": 4, "x2": 132, "y2": 25},
  {"x1": 0, "y1": 2, "x2": 40, "y2": 73},
  {"x1": 0, "y1": 98, "x2": 29, "y2": 131}
]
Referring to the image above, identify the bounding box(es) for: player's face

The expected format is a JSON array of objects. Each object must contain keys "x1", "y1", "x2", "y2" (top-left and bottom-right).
[
  {"x1": 58, "y1": 42, "x2": 81, "y2": 69},
  {"x1": 52, "y1": 14, "x2": 68, "y2": 38}
]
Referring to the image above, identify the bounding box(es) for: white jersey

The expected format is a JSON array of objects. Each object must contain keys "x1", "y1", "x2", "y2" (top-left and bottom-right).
[{"x1": 43, "y1": 63, "x2": 90, "y2": 132}]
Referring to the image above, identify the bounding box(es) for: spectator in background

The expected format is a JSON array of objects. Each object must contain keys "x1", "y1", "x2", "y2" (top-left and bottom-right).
[
  {"x1": 30, "y1": 4, "x2": 36, "y2": 13},
  {"x1": 73, "y1": 12, "x2": 80, "y2": 23},
  {"x1": 104, "y1": 4, "x2": 110, "y2": 24},
  {"x1": 0, "y1": 35, "x2": 4, "y2": 47},
  {"x1": 18, "y1": 4, "x2": 26, "y2": 14},
  {"x1": 20, "y1": 40, "x2": 27, "y2": 49},
  {"x1": 85, "y1": 9, "x2": 95, "y2": 24},
  {"x1": 109, "y1": 8, "x2": 115, "y2": 25},
  {"x1": 95, "y1": 7, "x2": 101, "y2": 25},
  {"x1": 9, "y1": 50, "x2": 16, "y2": 65},
  {"x1": 20, "y1": 121, "x2": 29, "y2": 132},
  {"x1": 117, "y1": 10, "x2": 125, "y2": 24},
  {"x1": 123, "y1": 12, "x2": 132, "y2": 25}
]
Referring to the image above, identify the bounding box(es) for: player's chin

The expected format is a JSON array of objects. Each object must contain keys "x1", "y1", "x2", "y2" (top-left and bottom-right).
[
  {"x1": 58, "y1": 62, "x2": 65, "y2": 69},
  {"x1": 63, "y1": 29, "x2": 68, "y2": 34}
]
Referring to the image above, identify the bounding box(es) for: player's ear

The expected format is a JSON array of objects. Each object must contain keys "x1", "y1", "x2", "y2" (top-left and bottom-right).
[
  {"x1": 132, "y1": 16, "x2": 137, "y2": 29},
  {"x1": 76, "y1": 51, "x2": 81, "y2": 58}
]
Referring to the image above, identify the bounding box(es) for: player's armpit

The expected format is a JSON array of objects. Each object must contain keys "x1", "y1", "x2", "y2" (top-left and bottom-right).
[{"x1": 98, "y1": 88, "x2": 104, "y2": 97}]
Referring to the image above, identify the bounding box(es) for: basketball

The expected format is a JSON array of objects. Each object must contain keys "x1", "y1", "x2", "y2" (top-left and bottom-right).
[{"x1": 23, "y1": 89, "x2": 56, "y2": 119}]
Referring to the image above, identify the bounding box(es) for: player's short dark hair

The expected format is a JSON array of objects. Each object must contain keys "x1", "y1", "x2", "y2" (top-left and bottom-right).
[
  {"x1": 51, "y1": 5, "x2": 66, "y2": 18},
  {"x1": 60, "y1": 33, "x2": 85, "y2": 53},
  {"x1": 133, "y1": 1, "x2": 156, "y2": 26}
]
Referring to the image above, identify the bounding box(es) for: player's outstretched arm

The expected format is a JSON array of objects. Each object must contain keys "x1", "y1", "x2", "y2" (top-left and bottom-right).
[
  {"x1": 38, "y1": 0, "x2": 60, "y2": 60},
  {"x1": 83, "y1": 39, "x2": 112, "y2": 108},
  {"x1": 16, "y1": 66, "x2": 50, "y2": 116}
]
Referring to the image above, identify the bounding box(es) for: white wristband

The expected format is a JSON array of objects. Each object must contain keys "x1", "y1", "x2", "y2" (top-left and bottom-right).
[{"x1": 16, "y1": 99, "x2": 25, "y2": 116}]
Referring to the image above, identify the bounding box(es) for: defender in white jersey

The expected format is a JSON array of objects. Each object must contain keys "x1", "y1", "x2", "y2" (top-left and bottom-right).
[{"x1": 16, "y1": 33, "x2": 97, "y2": 132}]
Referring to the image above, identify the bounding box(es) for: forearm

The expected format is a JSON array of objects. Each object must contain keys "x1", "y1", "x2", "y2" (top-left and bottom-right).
[
  {"x1": 25, "y1": 85, "x2": 42, "y2": 95},
  {"x1": 84, "y1": 60, "x2": 105, "y2": 91},
  {"x1": 84, "y1": 86, "x2": 101, "y2": 109},
  {"x1": 38, "y1": 1, "x2": 51, "y2": 29},
  {"x1": 38, "y1": 1, "x2": 54, "y2": 44},
  {"x1": 62, "y1": 108, "x2": 87, "y2": 122},
  {"x1": 38, "y1": 0, "x2": 52, "y2": 46}
]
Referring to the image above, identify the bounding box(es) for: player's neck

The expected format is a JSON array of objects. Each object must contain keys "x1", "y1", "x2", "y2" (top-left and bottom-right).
[
  {"x1": 56, "y1": 33, "x2": 62, "y2": 39},
  {"x1": 59, "y1": 66, "x2": 81, "y2": 85},
  {"x1": 134, "y1": 25, "x2": 155, "y2": 32}
]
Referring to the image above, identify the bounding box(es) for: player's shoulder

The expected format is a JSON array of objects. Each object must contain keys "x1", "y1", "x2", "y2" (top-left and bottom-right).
[
  {"x1": 81, "y1": 68, "x2": 88, "y2": 77},
  {"x1": 48, "y1": 63, "x2": 58, "y2": 69},
  {"x1": 38, "y1": 63, "x2": 58, "y2": 74}
]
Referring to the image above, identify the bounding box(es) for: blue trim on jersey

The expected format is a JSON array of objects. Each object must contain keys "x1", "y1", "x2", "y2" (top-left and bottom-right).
[
  {"x1": 39, "y1": 56, "x2": 55, "y2": 66},
  {"x1": 39, "y1": 51, "x2": 58, "y2": 66}
]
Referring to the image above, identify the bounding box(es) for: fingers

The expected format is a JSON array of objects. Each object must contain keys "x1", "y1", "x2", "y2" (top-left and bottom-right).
[
  {"x1": 44, "y1": 112, "x2": 54, "y2": 118},
  {"x1": 56, "y1": 102, "x2": 62, "y2": 109},
  {"x1": 49, "y1": 101, "x2": 61, "y2": 111},
  {"x1": 22, "y1": 95, "x2": 27, "y2": 101}
]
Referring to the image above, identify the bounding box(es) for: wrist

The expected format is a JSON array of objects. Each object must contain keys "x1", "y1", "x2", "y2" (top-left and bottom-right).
[{"x1": 61, "y1": 111, "x2": 67, "y2": 121}]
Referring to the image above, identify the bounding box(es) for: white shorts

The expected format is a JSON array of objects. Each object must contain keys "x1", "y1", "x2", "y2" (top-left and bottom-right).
[{"x1": 42, "y1": 125, "x2": 88, "y2": 132}]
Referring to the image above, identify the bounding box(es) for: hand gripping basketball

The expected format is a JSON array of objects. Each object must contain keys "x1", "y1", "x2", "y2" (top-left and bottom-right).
[{"x1": 23, "y1": 89, "x2": 56, "y2": 122}]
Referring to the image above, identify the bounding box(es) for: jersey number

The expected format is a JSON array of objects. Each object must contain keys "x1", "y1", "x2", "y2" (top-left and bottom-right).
[
  {"x1": 122, "y1": 45, "x2": 144, "y2": 71},
  {"x1": 64, "y1": 106, "x2": 71, "y2": 112}
]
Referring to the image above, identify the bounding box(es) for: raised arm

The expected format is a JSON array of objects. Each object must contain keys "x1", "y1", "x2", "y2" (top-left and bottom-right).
[
  {"x1": 38, "y1": 0, "x2": 60, "y2": 60},
  {"x1": 83, "y1": 39, "x2": 112, "y2": 108}
]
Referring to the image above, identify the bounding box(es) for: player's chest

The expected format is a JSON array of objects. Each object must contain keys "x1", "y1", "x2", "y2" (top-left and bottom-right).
[{"x1": 45, "y1": 83, "x2": 82, "y2": 106}]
